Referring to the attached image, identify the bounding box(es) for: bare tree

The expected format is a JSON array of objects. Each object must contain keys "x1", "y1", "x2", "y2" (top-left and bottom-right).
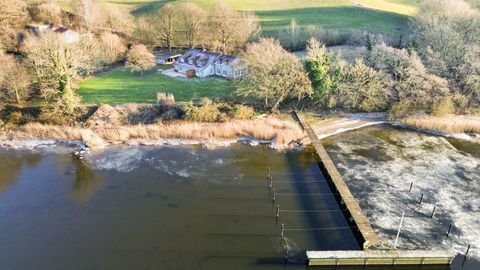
[
  {"x1": 98, "y1": 32, "x2": 126, "y2": 64},
  {"x1": 210, "y1": 2, "x2": 239, "y2": 53},
  {"x1": 177, "y1": 2, "x2": 206, "y2": 48},
  {"x1": 125, "y1": 44, "x2": 156, "y2": 75},
  {"x1": 29, "y1": 0, "x2": 63, "y2": 23},
  {"x1": 24, "y1": 33, "x2": 86, "y2": 115},
  {"x1": 0, "y1": 0, "x2": 28, "y2": 50},
  {"x1": 237, "y1": 38, "x2": 313, "y2": 111},
  {"x1": 152, "y1": 3, "x2": 176, "y2": 52},
  {"x1": 0, "y1": 55, "x2": 31, "y2": 105},
  {"x1": 73, "y1": 0, "x2": 104, "y2": 32}
]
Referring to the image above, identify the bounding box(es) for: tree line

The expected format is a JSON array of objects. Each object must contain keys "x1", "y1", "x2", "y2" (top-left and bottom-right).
[
  {"x1": 134, "y1": 2, "x2": 260, "y2": 53},
  {"x1": 238, "y1": 0, "x2": 480, "y2": 117}
]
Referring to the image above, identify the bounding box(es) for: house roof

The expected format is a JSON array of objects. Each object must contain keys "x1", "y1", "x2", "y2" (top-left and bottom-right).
[{"x1": 174, "y1": 49, "x2": 240, "y2": 71}]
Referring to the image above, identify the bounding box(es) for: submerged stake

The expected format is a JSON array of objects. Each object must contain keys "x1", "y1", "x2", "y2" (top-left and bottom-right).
[
  {"x1": 446, "y1": 224, "x2": 452, "y2": 238},
  {"x1": 431, "y1": 206, "x2": 436, "y2": 218},
  {"x1": 267, "y1": 167, "x2": 271, "y2": 178},
  {"x1": 276, "y1": 205, "x2": 280, "y2": 219},
  {"x1": 465, "y1": 245, "x2": 471, "y2": 257},
  {"x1": 409, "y1": 182, "x2": 414, "y2": 192},
  {"x1": 419, "y1": 193, "x2": 424, "y2": 204},
  {"x1": 281, "y1": 223, "x2": 285, "y2": 239},
  {"x1": 272, "y1": 188, "x2": 276, "y2": 202}
]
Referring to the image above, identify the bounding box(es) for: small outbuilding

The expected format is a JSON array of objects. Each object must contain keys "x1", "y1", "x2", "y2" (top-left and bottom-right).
[{"x1": 155, "y1": 52, "x2": 182, "y2": 65}]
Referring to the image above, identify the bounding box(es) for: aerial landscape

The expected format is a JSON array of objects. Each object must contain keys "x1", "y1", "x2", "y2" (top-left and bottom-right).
[{"x1": 0, "y1": 0, "x2": 479, "y2": 269}]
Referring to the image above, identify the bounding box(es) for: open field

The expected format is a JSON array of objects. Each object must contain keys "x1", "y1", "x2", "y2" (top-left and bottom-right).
[
  {"x1": 106, "y1": 0, "x2": 419, "y2": 37},
  {"x1": 78, "y1": 67, "x2": 235, "y2": 105}
]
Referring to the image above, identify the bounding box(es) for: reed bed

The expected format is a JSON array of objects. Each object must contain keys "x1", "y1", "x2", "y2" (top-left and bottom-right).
[
  {"x1": 15, "y1": 118, "x2": 306, "y2": 147},
  {"x1": 403, "y1": 115, "x2": 480, "y2": 134}
]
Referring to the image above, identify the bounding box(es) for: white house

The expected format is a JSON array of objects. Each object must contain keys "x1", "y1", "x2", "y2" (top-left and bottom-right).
[
  {"x1": 25, "y1": 23, "x2": 80, "y2": 44},
  {"x1": 173, "y1": 49, "x2": 248, "y2": 79}
]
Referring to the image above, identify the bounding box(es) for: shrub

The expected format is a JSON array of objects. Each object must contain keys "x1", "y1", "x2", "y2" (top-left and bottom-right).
[
  {"x1": 157, "y1": 92, "x2": 175, "y2": 105},
  {"x1": 184, "y1": 103, "x2": 221, "y2": 122},
  {"x1": 231, "y1": 105, "x2": 255, "y2": 120},
  {"x1": 335, "y1": 60, "x2": 390, "y2": 112},
  {"x1": 432, "y1": 97, "x2": 455, "y2": 116},
  {"x1": 6, "y1": 111, "x2": 24, "y2": 125},
  {"x1": 388, "y1": 100, "x2": 415, "y2": 120}
]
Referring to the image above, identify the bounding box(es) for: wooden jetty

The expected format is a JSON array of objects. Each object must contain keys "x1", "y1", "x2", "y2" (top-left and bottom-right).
[
  {"x1": 292, "y1": 111, "x2": 456, "y2": 267},
  {"x1": 293, "y1": 111, "x2": 381, "y2": 249},
  {"x1": 307, "y1": 250, "x2": 455, "y2": 266}
]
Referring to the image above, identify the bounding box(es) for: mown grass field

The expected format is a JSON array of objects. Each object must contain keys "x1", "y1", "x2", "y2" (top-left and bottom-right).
[
  {"x1": 78, "y1": 67, "x2": 236, "y2": 105},
  {"x1": 109, "y1": 0, "x2": 419, "y2": 36}
]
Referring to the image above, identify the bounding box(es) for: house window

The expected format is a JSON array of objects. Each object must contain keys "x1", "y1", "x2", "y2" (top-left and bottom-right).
[
  {"x1": 223, "y1": 70, "x2": 227, "y2": 76},
  {"x1": 216, "y1": 68, "x2": 221, "y2": 74}
]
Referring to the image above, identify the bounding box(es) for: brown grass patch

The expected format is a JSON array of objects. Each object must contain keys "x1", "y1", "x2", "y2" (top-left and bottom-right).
[
  {"x1": 13, "y1": 118, "x2": 306, "y2": 147},
  {"x1": 403, "y1": 115, "x2": 480, "y2": 134}
]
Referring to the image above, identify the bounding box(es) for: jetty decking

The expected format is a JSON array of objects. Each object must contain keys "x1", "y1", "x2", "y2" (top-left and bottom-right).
[
  {"x1": 307, "y1": 250, "x2": 455, "y2": 266},
  {"x1": 293, "y1": 111, "x2": 381, "y2": 249}
]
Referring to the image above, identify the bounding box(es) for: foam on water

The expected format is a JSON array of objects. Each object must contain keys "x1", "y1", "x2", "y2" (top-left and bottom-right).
[{"x1": 324, "y1": 126, "x2": 480, "y2": 259}]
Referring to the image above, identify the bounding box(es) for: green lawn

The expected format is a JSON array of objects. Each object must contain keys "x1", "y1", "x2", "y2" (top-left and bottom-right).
[{"x1": 78, "y1": 67, "x2": 236, "y2": 105}]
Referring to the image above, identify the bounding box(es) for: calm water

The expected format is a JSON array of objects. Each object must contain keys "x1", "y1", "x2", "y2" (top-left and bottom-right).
[
  {"x1": 323, "y1": 125, "x2": 480, "y2": 270},
  {"x1": 0, "y1": 144, "x2": 360, "y2": 270}
]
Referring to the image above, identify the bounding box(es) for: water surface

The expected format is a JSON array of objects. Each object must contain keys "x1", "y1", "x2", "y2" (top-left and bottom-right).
[{"x1": 0, "y1": 144, "x2": 359, "y2": 270}]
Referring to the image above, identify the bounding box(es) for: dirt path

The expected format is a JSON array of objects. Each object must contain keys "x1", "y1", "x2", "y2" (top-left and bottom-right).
[{"x1": 307, "y1": 113, "x2": 388, "y2": 139}]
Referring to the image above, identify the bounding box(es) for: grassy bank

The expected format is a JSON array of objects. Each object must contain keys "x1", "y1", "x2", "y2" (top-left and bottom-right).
[
  {"x1": 78, "y1": 67, "x2": 236, "y2": 105},
  {"x1": 9, "y1": 118, "x2": 306, "y2": 148},
  {"x1": 403, "y1": 115, "x2": 480, "y2": 134}
]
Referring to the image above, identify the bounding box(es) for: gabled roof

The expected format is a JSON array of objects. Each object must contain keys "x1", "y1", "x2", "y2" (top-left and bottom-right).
[{"x1": 174, "y1": 49, "x2": 240, "y2": 71}]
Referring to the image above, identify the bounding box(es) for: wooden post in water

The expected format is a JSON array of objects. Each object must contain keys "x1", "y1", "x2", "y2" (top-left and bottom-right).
[
  {"x1": 281, "y1": 223, "x2": 285, "y2": 239},
  {"x1": 276, "y1": 205, "x2": 280, "y2": 219},
  {"x1": 419, "y1": 193, "x2": 424, "y2": 204},
  {"x1": 409, "y1": 182, "x2": 414, "y2": 192},
  {"x1": 465, "y1": 245, "x2": 471, "y2": 257},
  {"x1": 446, "y1": 224, "x2": 453, "y2": 238},
  {"x1": 272, "y1": 188, "x2": 276, "y2": 203},
  {"x1": 431, "y1": 206, "x2": 436, "y2": 218},
  {"x1": 269, "y1": 177, "x2": 273, "y2": 190},
  {"x1": 267, "y1": 167, "x2": 271, "y2": 178}
]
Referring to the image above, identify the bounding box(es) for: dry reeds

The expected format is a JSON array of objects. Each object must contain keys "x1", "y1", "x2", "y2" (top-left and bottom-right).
[
  {"x1": 403, "y1": 115, "x2": 480, "y2": 134},
  {"x1": 14, "y1": 118, "x2": 306, "y2": 147}
]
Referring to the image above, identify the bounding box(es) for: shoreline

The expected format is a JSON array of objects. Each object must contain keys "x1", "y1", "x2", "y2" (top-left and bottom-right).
[{"x1": 307, "y1": 112, "x2": 480, "y2": 142}]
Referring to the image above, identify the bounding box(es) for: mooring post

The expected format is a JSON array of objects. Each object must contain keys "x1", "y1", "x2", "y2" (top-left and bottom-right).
[
  {"x1": 465, "y1": 244, "x2": 471, "y2": 257},
  {"x1": 431, "y1": 205, "x2": 436, "y2": 218},
  {"x1": 276, "y1": 205, "x2": 280, "y2": 219},
  {"x1": 285, "y1": 243, "x2": 289, "y2": 260},
  {"x1": 272, "y1": 188, "x2": 276, "y2": 203},
  {"x1": 446, "y1": 224, "x2": 453, "y2": 238},
  {"x1": 409, "y1": 182, "x2": 414, "y2": 192},
  {"x1": 419, "y1": 193, "x2": 424, "y2": 204},
  {"x1": 281, "y1": 223, "x2": 285, "y2": 239}
]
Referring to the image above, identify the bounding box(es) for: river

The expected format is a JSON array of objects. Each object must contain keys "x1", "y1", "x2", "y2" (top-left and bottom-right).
[
  {"x1": 0, "y1": 143, "x2": 358, "y2": 270},
  {"x1": 0, "y1": 127, "x2": 478, "y2": 270}
]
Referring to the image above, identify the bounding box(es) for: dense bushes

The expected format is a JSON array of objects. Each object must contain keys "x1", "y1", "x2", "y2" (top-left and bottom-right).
[
  {"x1": 184, "y1": 101, "x2": 256, "y2": 122},
  {"x1": 334, "y1": 60, "x2": 390, "y2": 112},
  {"x1": 412, "y1": 0, "x2": 480, "y2": 105}
]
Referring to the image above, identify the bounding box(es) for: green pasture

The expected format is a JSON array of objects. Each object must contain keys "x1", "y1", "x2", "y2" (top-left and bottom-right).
[{"x1": 78, "y1": 67, "x2": 236, "y2": 105}]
